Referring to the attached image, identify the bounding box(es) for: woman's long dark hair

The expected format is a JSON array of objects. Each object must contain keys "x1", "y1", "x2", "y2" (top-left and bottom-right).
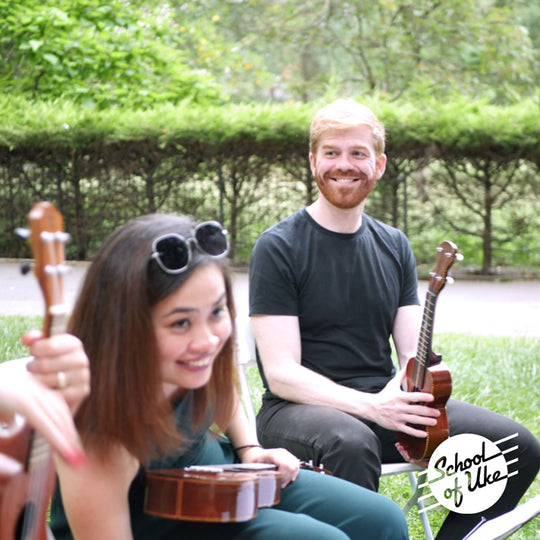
[{"x1": 70, "y1": 214, "x2": 237, "y2": 463}]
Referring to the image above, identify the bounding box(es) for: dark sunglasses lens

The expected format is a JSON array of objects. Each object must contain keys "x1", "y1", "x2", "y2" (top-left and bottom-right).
[
  {"x1": 156, "y1": 237, "x2": 189, "y2": 270},
  {"x1": 195, "y1": 224, "x2": 227, "y2": 256}
]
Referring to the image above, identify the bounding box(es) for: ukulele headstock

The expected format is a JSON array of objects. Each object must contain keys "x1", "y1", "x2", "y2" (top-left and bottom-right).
[
  {"x1": 428, "y1": 241, "x2": 462, "y2": 296},
  {"x1": 27, "y1": 202, "x2": 70, "y2": 336}
]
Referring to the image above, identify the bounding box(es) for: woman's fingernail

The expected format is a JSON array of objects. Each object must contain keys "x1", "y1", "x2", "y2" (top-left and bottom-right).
[{"x1": 66, "y1": 449, "x2": 87, "y2": 467}]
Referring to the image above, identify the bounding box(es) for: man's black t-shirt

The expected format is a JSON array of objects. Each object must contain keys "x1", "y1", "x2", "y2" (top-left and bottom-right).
[{"x1": 249, "y1": 209, "x2": 419, "y2": 394}]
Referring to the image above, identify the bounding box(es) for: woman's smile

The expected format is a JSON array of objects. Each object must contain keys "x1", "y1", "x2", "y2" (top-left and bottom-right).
[{"x1": 176, "y1": 355, "x2": 213, "y2": 370}]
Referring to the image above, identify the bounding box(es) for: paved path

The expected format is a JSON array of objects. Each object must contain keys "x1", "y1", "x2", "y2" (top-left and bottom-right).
[{"x1": 1, "y1": 260, "x2": 539, "y2": 338}]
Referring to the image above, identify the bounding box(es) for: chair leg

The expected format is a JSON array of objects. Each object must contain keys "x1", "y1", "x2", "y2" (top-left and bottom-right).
[{"x1": 405, "y1": 470, "x2": 434, "y2": 540}]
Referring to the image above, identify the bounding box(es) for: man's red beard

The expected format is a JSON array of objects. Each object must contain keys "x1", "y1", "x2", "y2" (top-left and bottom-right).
[{"x1": 314, "y1": 170, "x2": 377, "y2": 209}]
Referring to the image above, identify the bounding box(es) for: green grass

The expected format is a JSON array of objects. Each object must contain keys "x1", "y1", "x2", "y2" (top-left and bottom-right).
[
  {"x1": 0, "y1": 315, "x2": 41, "y2": 361},
  {"x1": 245, "y1": 333, "x2": 540, "y2": 539},
  {"x1": 3, "y1": 316, "x2": 539, "y2": 538}
]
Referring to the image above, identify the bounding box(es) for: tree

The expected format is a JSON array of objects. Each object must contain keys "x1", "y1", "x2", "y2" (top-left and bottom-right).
[
  {"x1": 169, "y1": 0, "x2": 538, "y2": 105},
  {"x1": 155, "y1": 0, "x2": 278, "y2": 102},
  {"x1": 0, "y1": 0, "x2": 222, "y2": 109},
  {"x1": 424, "y1": 157, "x2": 535, "y2": 274}
]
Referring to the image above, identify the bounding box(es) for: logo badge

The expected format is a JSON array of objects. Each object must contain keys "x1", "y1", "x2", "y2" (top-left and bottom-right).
[{"x1": 420, "y1": 433, "x2": 518, "y2": 514}]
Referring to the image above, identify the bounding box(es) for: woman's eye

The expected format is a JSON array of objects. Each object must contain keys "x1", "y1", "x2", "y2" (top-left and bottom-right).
[
  {"x1": 213, "y1": 306, "x2": 225, "y2": 317},
  {"x1": 172, "y1": 318, "x2": 190, "y2": 329},
  {"x1": 212, "y1": 304, "x2": 230, "y2": 319}
]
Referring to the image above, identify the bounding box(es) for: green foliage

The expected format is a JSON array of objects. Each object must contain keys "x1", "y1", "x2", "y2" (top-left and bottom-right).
[
  {"x1": 2, "y1": 95, "x2": 539, "y2": 157},
  {"x1": 163, "y1": 2, "x2": 277, "y2": 103},
  {"x1": 201, "y1": 0, "x2": 539, "y2": 104},
  {"x1": 1, "y1": 0, "x2": 540, "y2": 107},
  {"x1": 0, "y1": 0, "x2": 223, "y2": 110},
  {"x1": 0, "y1": 96, "x2": 539, "y2": 271},
  {"x1": 0, "y1": 96, "x2": 314, "y2": 150}
]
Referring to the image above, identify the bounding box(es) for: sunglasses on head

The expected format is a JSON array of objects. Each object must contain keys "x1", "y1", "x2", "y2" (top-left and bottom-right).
[{"x1": 150, "y1": 221, "x2": 228, "y2": 274}]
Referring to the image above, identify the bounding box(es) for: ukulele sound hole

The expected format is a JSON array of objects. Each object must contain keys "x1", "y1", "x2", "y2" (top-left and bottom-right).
[{"x1": 15, "y1": 502, "x2": 37, "y2": 540}]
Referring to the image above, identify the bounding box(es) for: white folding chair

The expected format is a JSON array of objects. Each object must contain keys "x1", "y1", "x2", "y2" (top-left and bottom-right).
[
  {"x1": 234, "y1": 316, "x2": 435, "y2": 540},
  {"x1": 381, "y1": 462, "x2": 433, "y2": 540}
]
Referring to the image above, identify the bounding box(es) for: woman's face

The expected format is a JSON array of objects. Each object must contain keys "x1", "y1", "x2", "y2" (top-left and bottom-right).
[{"x1": 152, "y1": 263, "x2": 232, "y2": 399}]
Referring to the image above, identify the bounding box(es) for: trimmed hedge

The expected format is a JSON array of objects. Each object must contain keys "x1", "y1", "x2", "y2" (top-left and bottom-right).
[{"x1": 1, "y1": 96, "x2": 539, "y2": 269}]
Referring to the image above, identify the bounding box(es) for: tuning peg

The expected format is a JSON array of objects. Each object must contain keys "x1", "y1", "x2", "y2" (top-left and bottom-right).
[
  {"x1": 20, "y1": 262, "x2": 33, "y2": 275},
  {"x1": 15, "y1": 227, "x2": 30, "y2": 240},
  {"x1": 446, "y1": 276, "x2": 455, "y2": 285},
  {"x1": 456, "y1": 253, "x2": 464, "y2": 261}
]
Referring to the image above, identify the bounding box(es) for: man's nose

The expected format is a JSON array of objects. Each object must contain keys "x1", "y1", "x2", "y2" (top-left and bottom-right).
[{"x1": 335, "y1": 153, "x2": 354, "y2": 170}]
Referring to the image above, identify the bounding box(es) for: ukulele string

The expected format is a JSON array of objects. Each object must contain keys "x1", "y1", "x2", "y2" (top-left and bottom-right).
[
  {"x1": 23, "y1": 434, "x2": 52, "y2": 539},
  {"x1": 413, "y1": 291, "x2": 437, "y2": 390}
]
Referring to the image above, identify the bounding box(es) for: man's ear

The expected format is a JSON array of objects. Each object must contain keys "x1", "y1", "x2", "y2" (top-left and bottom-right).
[
  {"x1": 376, "y1": 153, "x2": 387, "y2": 180},
  {"x1": 309, "y1": 152, "x2": 316, "y2": 175}
]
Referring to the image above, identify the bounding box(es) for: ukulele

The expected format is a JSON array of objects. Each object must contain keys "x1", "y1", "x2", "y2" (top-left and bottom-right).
[
  {"x1": 144, "y1": 458, "x2": 332, "y2": 523},
  {"x1": 397, "y1": 240, "x2": 460, "y2": 461},
  {"x1": 145, "y1": 463, "x2": 283, "y2": 523},
  {"x1": 0, "y1": 201, "x2": 69, "y2": 540}
]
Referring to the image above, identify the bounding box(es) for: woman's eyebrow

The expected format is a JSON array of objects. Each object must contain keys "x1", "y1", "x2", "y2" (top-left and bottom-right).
[{"x1": 163, "y1": 292, "x2": 227, "y2": 317}]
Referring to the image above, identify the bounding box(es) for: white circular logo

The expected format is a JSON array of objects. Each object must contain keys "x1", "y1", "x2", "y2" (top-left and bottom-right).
[{"x1": 426, "y1": 434, "x2": 509, "y2": 514}]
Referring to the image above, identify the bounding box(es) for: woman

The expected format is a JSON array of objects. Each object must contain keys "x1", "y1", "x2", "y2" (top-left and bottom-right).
[{"x1": 50, "y1": 214, "x2": 409, "y2": 540}]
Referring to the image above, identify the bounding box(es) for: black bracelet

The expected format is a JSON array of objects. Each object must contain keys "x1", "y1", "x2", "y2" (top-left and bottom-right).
[{"x1": 234, "y1": 444, "x2": 261, "y2": 453}]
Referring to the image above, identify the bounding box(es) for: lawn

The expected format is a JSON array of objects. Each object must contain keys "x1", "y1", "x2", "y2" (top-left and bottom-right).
[
  {"x1": 244, "y1": 332, "x2": 540, "y2": 539},
  {"x1": 2, "y1": 316, "x2": 539, "y2": 538}
]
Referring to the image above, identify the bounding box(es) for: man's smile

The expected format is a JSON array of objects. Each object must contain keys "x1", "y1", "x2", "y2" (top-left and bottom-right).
[{"x1": 331, "y1": 177, "x2": 359, "y2": 183}]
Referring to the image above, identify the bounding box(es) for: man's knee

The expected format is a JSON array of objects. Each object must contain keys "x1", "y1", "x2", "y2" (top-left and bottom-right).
[
  {"x1": 315, "y1": 424, "x2": 382, "y2": 490},
  {"x1": 321, "y1": 424, "x2": 381, "y2": 462}
]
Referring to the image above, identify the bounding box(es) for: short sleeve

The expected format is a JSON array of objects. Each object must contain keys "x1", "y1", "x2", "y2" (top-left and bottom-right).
[{"x1": 248, "y1": 230, "x2": 299, "y2": 316}]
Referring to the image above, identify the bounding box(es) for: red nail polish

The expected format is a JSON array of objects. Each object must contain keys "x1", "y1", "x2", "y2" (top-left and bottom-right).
[{"x1": 66, "y1": 449, "x2": 87, "y2": 467}]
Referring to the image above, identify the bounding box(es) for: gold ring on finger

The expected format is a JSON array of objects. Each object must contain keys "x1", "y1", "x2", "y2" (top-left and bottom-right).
[{"x1": 57, "y1": 371, "x2": 67, "y2": 389}]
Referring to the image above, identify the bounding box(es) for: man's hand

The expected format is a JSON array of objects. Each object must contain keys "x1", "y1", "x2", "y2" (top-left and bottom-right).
[
  {"x1": 370, "y1": 369, "x2": 440, "y2": 437},
  {"x1": 395, "y1": 441, "x2": 429, "y2": 468}
]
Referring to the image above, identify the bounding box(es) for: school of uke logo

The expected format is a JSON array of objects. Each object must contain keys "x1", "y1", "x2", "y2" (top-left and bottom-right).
[{"x1": 418, "y1": 433, "x2": 519, "y2": 514}]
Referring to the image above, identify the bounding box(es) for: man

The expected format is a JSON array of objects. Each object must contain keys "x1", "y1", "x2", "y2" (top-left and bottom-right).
[{"x1": 248, "y1": 99, "x2": 539, "y2": 539}]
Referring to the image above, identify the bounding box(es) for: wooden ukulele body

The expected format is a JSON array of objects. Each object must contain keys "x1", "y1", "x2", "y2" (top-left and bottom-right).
[
  {"x1": 145, "y1": 465, "x2": 282, "y2": 523},
  {"x1": 0, "y1": 426, "x2": 55, "y2": 540},
  {"x1": 399, "y1": 354, "x2": 452, "y2": 461}
]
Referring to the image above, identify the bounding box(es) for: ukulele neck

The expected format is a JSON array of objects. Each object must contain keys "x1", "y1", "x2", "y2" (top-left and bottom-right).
[
  {"x1": 45, "y1": 304, "x2": 68, "y2": 337},
  {"x1": 413, "y1": 290, "x2": 438, "y2": 389}
]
